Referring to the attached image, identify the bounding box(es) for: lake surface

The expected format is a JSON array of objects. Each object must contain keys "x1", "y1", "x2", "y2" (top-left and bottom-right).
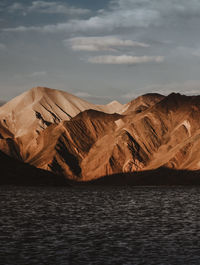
[{"x1": 1, "y1": 186, "x2": 200, "y2": 265}]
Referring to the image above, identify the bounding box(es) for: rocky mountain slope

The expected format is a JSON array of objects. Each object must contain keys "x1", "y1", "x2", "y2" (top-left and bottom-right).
[
  {"x1": 1, "y1": 87, "x2": 200, "y2": 184},
  {"x1": 0, "y1": 150, "x2": 68, "y2": 186},
  {"x1": 0, "y1": 87, "x2": 123, "y2": 158}
]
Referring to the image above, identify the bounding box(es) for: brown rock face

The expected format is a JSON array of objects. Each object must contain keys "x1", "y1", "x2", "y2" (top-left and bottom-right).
[
  {"x1": 2, "y1": 87, "x2": 200, "y2": 183},
  {"x1": 26, "y1": 110, "x2": 122, "y2": 179},
  {"x1": 121, "y1": 93, "x2": 165, "y2": 115},
  {"x1": 0, "y1": 87, "x2": 123, "y2": 160}
]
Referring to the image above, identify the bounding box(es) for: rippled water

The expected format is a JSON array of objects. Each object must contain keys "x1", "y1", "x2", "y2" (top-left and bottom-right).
[{"x1": 1, "y1": 186, "x2": 200, "y2": 265}]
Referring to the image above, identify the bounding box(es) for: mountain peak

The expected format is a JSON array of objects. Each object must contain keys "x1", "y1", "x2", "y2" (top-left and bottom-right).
[
  {"x1": 1, "y1": 91, "x2": 200, "y2": 184},
  {"x1": 31, "y1": 86, "x2": 48, "y2": 91},
  {"x1": 30, "y1": 86, "x2": 50, "y2": 93},
  {"x1": 107, "y1": 100, "x2": 121, "y2": 106},
  {"x1": 0, "y1": 87, "x2": 125, "y2": 148},
  {"x1": 30, "y1": 86, "x2": 59, "y2": 97},
  {"x1": 122, "y1": 93, "x2": 165, "y2": 115}
]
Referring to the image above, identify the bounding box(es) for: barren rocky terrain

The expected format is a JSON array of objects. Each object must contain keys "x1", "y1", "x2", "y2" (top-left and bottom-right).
[{"x1": 1, "y1": 86, "x2": 200, "y2": 184}]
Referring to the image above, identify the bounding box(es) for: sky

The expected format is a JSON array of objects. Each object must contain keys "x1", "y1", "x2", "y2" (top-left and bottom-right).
[{"x1": 1, "y1": 0, "x2": 200, "y2": 104}]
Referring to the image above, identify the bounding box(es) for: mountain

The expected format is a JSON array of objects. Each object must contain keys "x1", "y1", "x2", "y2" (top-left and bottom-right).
[
  {"x1": 121, "y1": 93, "x2": 165, "y2": 114},
  {"x1": 98, "y1": 100, "x2": 124, "y2": 114},
  {"x1": 0, "y1": 87, "x2": 123, "y2": 158},
  {"x1": 0, "y1": 100, "x2": 6, "y2": 106},
  {"x1": 1, "y1": 87, "x2": 200, "y2": 185},
  {"x1": 24, "y1": 92, "x2": 200, "y2": 181},
  {"x1": 0, "y1": 150, "x2": 68, "y2": 186},
  {"x1": 90, "y1": 168, "x2": 200, "y2": 186},
  {"x1": 25, "y1": 110, "x2": 122, "y2": 178}
]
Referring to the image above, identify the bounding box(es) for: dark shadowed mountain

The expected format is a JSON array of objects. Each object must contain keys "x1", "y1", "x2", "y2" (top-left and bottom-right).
[
  {"x1": 0, "y1": 100, "x2": 6, "y2": 106},
  {"x1": 0, "y1": 150, "x2": 68, "y2": 186}
]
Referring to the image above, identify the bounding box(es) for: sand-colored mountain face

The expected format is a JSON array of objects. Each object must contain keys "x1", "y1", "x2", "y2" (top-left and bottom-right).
[
  {"x1": 24, "y1": 110, "x2": 122, "y2": 178},
  {"x1": 26, "y1": 92, "x2": 200, "y2": 180},
  {"x1": 0, "y1": 87, "x2": 123, "y2": 157},
  {"x1": 121, "y1": 93, "x2": 165, "y2": 115},
  {"x1": 2, "y1": 88, "x2": 200, "y2": 183}
]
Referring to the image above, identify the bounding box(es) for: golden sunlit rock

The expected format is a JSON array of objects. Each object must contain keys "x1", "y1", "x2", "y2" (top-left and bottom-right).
[{"x1": 1, "y1": 88, "x2": 200, "y2": 182}]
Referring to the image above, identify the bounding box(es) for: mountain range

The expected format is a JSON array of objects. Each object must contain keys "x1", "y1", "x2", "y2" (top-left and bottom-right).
[{"x1": 1, "y1": 86, "x2": 200, "y2": 185}]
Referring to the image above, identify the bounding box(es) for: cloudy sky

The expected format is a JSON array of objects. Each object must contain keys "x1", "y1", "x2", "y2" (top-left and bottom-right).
[{"x1": 1, "y1": 0, "x2": 200, "y2": 103}]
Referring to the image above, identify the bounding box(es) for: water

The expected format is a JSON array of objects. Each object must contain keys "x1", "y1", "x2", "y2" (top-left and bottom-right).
[{"x1": 1, "y1": 186, "x2": 200, "y2": 265}]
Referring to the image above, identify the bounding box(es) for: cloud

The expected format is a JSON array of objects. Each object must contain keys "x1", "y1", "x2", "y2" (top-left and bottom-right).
[
  {"x1": 3, "y1": 26, "x2": 39, "y2": 32},
  {"x1": 8, "y1": 1, "x2": 90, "y2": 16},
  {"x1": 3, "y1": 9, "x2": 159, "y2": 33},
  {"x1": 88, "y1": 55, "x2": 164, "y2": 64},
  {"x1": 13, "y1": 71, "x2": 47, "y2": 79},
  {"x1": 29, "y1": 1, "x2": 90, "y2": 15},
  {"x1": 29, "y1": 71, "x2": 47, "y2": 77},
  {"x1": 5, "y1": 0, "x2": 200, "y2": 34},
  {"x1": 65, "y1": 36, "x2": 149, "y2": 52},
  {"x1": 8, "y1": 3, "x2": 24, "y2": 12}
]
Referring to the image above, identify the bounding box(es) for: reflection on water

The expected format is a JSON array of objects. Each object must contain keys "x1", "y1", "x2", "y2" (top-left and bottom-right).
[{"x1": 1, "y1": 186, "x2": 200, "y2": 265}]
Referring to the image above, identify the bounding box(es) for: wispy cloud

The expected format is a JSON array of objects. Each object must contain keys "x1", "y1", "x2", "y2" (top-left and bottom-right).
[
  {"x1": 8, "y1": 1, "x2": 90, "y2": 16},
  {"x1": 88, "y1": 55, "x2": 164, "y2": 64},
  {"x1": 65, "y1": 36, "x2": 149, "y2": 52},
  {"x1": 5, "y1": 0, "x2": 200, "y2": 34},
  {"x1": 3, "y1": 10, "x2": 158, "y2": 33},
  {"x1": 29, "y1": 71, "x2": 47, "y2": 77},
  {"x1": 8, "y1": 3, "x2": 24, "y2": 12},
  {"x1": 13, "y1": 71, "x2": 47, "y2": 79},
  {"x1": 3, "y1": 26, "x2": 39, "y2": 32}
]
